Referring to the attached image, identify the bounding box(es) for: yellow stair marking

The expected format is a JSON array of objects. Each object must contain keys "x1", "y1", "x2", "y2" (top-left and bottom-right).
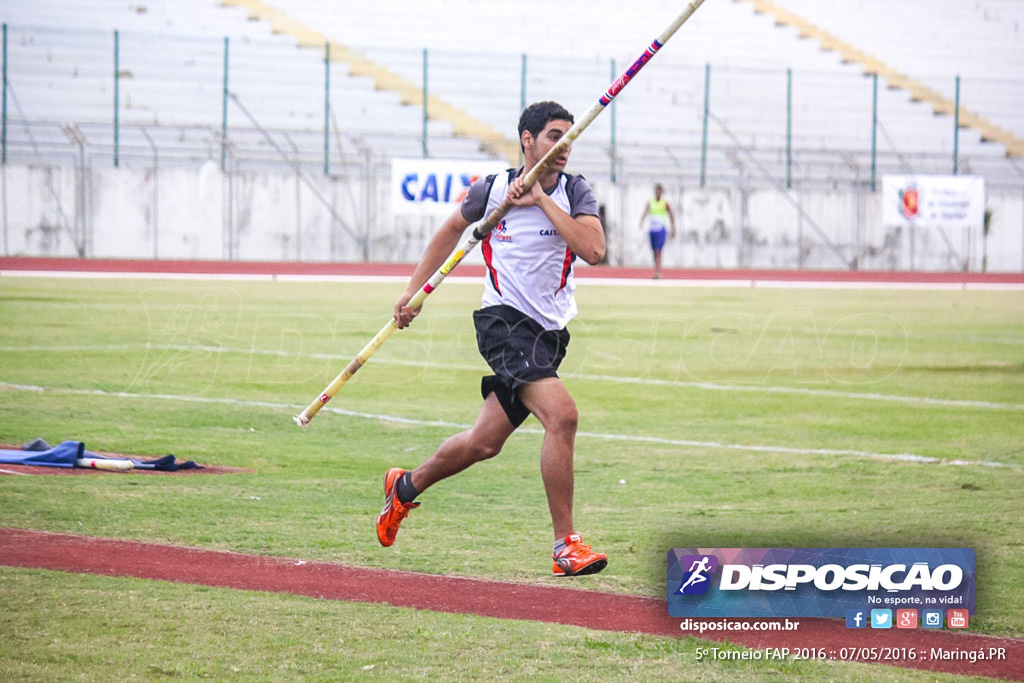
[
  {"x1": 221, "y1": 0, "x2": 520, "y2": 163},
  {"x1": 739, "y1": 0, "x2": 1024, "y2": 157}
]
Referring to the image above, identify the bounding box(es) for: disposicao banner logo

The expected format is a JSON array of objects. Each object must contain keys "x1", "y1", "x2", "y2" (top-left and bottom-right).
[{"x1": 667, "y1": 548, "x2": 975, "y2": 618}]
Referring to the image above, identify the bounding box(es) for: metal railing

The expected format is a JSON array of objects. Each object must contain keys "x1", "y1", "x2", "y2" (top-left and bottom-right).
[
  {"x1": 3, "y1": 23, "x2": 1024, "y2": 186},
  {"x1": 2, "y1": 22, "x2": 1022, "y2": 270}
]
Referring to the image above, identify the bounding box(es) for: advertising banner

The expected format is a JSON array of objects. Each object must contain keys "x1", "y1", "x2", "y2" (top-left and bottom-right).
[
  {"x1": 391, "y1": 158, "x2": 505, "y2": 217},
  {"x1": 882, "y1": 175, "x2": 985, "y2": 230}
]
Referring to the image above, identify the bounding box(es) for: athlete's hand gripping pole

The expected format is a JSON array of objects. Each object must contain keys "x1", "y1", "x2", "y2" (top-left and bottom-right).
[{"x1": 294, "y1": 0, "x2": 707, "y2": 427}]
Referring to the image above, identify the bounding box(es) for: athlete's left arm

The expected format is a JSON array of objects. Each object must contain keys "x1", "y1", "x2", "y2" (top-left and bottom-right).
[
  {"x1": 508, "y1": 175, "x2": 606, "y2": 265},
  {"x1": 538, "y1": 198, "x2": 605, "y2": 265}
]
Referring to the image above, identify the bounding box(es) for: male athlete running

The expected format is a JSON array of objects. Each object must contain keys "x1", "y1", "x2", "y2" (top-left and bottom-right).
[{"x1": 378, "y1": 101, "x2": 608, "y2": 577}]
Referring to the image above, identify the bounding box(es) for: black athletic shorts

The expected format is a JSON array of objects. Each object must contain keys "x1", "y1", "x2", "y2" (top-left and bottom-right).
[{"x1": 472, "y1": 304, "x2": 570, "y2": 428}]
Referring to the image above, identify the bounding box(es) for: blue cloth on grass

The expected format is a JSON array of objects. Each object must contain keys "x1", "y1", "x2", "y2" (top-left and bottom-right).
[
  {"x1": 0, "y1": 440, "x2": 84, "y2": 468},
  {"x1": 1, "y1": 439, "x2": 200, "y2": 471}
]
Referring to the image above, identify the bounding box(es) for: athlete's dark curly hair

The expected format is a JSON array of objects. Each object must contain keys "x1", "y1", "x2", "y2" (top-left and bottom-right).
[{"x1": 518, "y1": 101, "x2": 574, "y2": 152}]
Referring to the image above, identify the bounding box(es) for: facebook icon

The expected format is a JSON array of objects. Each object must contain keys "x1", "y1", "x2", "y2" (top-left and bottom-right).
[{"x1": 846, "y1": 609, "x2": 867, "y2": 629}]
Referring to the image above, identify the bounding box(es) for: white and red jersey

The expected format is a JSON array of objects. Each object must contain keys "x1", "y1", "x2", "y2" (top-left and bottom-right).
[{"x1": 461, "y1": 168, "x2": 599, "y2": 331}]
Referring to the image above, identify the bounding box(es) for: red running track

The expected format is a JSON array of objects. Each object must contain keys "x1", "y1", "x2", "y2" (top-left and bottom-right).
[
  {"x1": 2, "y1": 256, "x2": 1023, "y2": 286},
  {"x1": 1, "y1": 528, "x2": 1020, "y2": 680}
]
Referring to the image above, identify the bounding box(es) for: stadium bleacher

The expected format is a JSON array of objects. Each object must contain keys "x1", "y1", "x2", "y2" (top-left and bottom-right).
[
  {"x1": 2, "y1": 0, "x2": 1021, "y2": 177},
  {"x1": 767, "y1": 0, "x2": 1024, "y2": 143},
  {"x1": 1, "y1": 0, "x2": 1021, "y2": 268}
]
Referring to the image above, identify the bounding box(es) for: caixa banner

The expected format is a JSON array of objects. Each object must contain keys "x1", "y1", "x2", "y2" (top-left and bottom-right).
[
  {"x1": 391, "y1": 158, "x2": 503, "y2": 217},
  {"x1": 667, "y1": 548, "x2": 975, "y2": 618}
]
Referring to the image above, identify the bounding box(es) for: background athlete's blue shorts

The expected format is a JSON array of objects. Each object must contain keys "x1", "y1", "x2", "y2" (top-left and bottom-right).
[{"x1": 649, "y1": 227, "x2": 667, "y2": 251}]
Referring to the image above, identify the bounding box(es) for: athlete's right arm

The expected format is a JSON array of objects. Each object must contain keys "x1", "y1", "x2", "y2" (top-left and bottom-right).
[{"x1": 393, "y1": 208, "x2": 472, "y2": 328}]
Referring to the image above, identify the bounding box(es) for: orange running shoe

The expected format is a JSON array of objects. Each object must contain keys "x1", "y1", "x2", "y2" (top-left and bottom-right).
[
  {"x1": 376, "y1": 467, "x2": 420, "y2": 547},
  {"x1": 552, "y1": 533, "x2": 608, "y2": 577}
]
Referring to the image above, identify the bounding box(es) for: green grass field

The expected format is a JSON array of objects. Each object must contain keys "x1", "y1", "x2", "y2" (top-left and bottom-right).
[{"x1": 1, "y1": 274, "x2": 1022, "y2": 681}]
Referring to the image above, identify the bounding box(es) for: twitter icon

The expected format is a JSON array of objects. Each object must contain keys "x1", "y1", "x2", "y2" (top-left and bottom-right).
[{"x1": 870, "y1": 609, "x2": 893, "y2": 629}]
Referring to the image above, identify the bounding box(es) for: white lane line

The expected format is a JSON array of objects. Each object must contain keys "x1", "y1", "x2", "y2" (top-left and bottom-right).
[
  {"x1": 0, "y1": 468, "x2": 32, "y2": 476},
  {"x1": 5, "y1": 269, "x2": 1024, "y2": 290},
  {"x1": 3, "y1": 343, "x2": 1022, "y2": 412},
  {"x1": 571, "y1": 372, "x2": 1024, "y2": 411},
  {"x1": 0, "y1": 382, "x2": 1016, "y2": 469}
]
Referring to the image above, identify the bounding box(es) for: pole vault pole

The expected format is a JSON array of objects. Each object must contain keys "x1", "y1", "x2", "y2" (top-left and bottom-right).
[{"x1": 295, "y1": 0, "x2": 708, "y2": 426}]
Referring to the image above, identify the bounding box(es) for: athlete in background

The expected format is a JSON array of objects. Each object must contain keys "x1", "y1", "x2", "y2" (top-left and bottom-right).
[
  {"x1": 378, "y1": 101, "x2": 608, "y2": 577},
  {"x1": 639, "y1": 183, "x2": 676, "y2": 278}
]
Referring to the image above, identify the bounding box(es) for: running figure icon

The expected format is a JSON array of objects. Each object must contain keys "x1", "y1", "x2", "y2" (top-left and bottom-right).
[{"x1": 679, "y1": 556, "x2": 712, "y2": 593}]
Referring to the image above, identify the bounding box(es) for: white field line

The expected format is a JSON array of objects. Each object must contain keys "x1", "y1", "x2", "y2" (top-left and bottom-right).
[
  {"x1": 0, "y1": 381, "x2": 1017, "y2": 469},
  {"x1": 5, "y1": 269, "x2": 1024, "y2": 290},
  {"x1": 572, "y1": 372, "x2": 1024, "y2": 411},
  {"x1": 3, "y1": 342, "x2": 1023, "y2": 412}
]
